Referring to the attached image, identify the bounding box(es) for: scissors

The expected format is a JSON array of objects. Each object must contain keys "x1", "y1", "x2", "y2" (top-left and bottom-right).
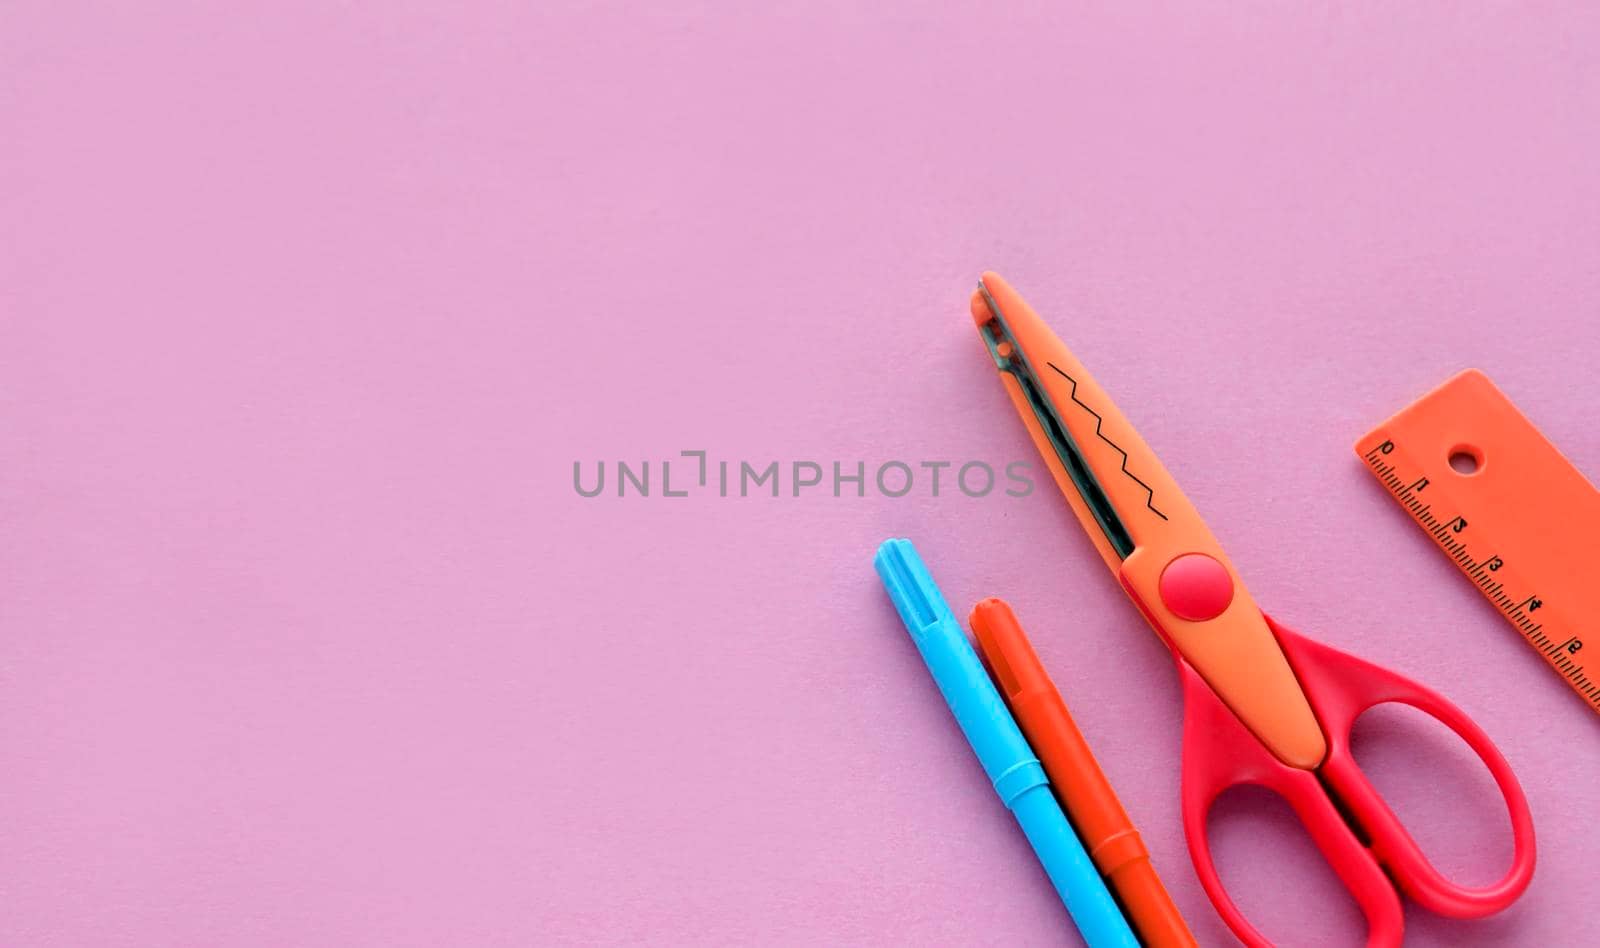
[{"x1": 969, "y1": 272, "x2": 1535, "y2": 947}]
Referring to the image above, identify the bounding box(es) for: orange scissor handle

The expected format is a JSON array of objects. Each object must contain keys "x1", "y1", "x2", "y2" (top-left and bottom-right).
[
  {"x1": 1270, "y1": 615, "x2": 1537, "y2": 917},
  {"x1": 1181, "y1": 614, "x2": 1536, "y2": 947}
]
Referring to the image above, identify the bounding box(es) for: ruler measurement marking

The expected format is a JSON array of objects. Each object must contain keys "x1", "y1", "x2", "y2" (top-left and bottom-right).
[{"x1": 1363, "y1": 439, "x2": 1597, "y2": 713}]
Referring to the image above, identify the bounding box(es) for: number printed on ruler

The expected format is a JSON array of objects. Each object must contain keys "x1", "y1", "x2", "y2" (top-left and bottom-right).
[
  {"x1": 1357, "y1": 370, "x2": 1600, "y2": 715},
  {"x1": 1364, "y1": 441, "x2": 1597, "y2": 706}
]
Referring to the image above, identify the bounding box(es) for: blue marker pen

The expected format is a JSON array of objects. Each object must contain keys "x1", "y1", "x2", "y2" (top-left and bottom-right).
[{"x1": 874, "y1": 538, "x2": 1138, "y2": 948}]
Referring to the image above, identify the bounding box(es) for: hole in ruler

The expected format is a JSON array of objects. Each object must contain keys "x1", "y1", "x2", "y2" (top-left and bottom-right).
[{"x1": 1448, "y1": 445, "x2": 1483, "y2": 475}]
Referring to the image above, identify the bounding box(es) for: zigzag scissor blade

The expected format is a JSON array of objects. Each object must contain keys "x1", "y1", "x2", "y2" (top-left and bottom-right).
[
  {"x1": 1045, "y1": 362, "x2": 1168, "y2": 521},
  {"x1": 973, "y1": 282, "x2": 1136, "y2": 559}
]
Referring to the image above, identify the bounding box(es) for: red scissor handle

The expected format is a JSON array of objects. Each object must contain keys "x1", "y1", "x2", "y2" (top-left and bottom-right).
[
  {"x1": 1268, "y1": 614, "x2": 1537, "y2": 916},
  {"x1": 1179, "y1": 614, "x2": 1535, "y2": 947},
  {"x1": 1179, "y1": 656, "x2": 1403, "y2": 948}
]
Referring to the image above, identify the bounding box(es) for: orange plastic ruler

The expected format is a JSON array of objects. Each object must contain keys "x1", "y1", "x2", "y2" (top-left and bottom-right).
[{"x1": 1356, "y1": 369, "x2": 1600, "y2": 715}]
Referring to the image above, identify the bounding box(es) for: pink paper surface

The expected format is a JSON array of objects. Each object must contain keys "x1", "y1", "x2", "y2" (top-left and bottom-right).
[{"x1": 4, "y1": 3, "x2": 1598, "y2": 945}]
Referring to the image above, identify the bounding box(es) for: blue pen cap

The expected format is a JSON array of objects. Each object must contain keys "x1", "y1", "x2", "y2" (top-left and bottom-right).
[
  {"x1": 874, "y1": 538, "x2": 1045, "y2": 797},
  {"x1": 874, "y1": 537, "x2": 954, "y2": 636}
]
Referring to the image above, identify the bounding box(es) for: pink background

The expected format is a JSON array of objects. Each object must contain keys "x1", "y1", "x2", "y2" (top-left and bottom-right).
[{"x1": 4, "y1": 3, "x2": 1598, "y2": 946}]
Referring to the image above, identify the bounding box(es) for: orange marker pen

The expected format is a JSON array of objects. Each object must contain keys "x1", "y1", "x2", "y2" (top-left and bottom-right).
[{"x1": 970, "y1": 597, "x2": 1197, "y2": 948}]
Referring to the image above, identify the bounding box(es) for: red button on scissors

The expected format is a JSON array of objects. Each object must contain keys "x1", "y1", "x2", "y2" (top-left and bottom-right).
[{"x1": 971, "y1": 273, "x2": 1535, "y2": 947}]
